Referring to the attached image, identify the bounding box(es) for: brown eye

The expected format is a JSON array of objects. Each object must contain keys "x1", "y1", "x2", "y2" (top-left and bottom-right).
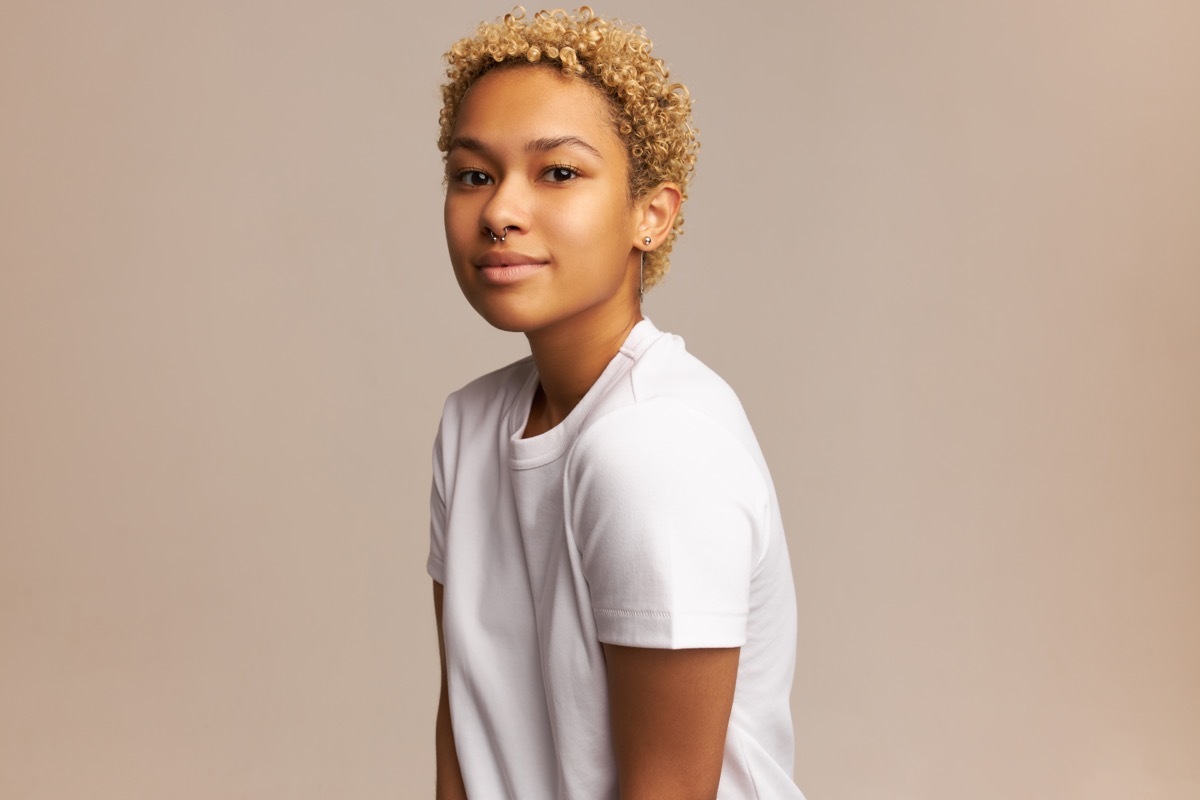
[
  {"x1": 457, "y1": 170, "x2": 492, "y2": 186},
  {"x1": 544, "y1": 166, "x2": 579, "y2": 183}
]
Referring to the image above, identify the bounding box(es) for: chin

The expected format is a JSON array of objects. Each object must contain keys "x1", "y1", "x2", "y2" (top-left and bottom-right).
[
  {"x1": 465, "y1": 295, "x2": 546, "y2": 334},
  {"x1": 481, "y1": 315, "x2": 533, "y2": 334}
]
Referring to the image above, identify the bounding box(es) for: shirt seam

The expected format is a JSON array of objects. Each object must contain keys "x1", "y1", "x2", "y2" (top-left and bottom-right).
[{"x1": 594, "y1": 608, "x2": 748, "y2": 618}]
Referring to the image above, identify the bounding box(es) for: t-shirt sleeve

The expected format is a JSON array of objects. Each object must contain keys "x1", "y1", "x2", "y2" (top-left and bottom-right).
[
  {"x1": 566, "y1": 398, "x2": 769, "y2": 650},
  {"x1": 426, "y1": 418, "x2": 447, "y2": 585}
]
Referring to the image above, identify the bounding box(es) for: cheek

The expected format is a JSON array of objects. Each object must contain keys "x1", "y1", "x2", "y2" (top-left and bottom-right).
[
  {"x1": 545, "y1": 191, "x2": 633, "y2": 248},
  {"x1": 444, "y1": 198, "x2": 476, "y2": 252},
  {"x1": 540, "y1": 204, "x2": 586, "y2": 244}
]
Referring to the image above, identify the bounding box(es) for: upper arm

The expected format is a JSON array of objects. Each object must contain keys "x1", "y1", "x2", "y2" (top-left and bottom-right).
[
  {"x1": 574, "y1": 403, "x2": 760, "y2": 795},
  {"x1": 604, "y1": 643, "x2": 739, "y2": 800},
  {"x1": 434, "y1": 581, "x2": 468, "y2": 800},
  {"x1": 434, "y1": 581, "x2": 448, "y2": 682}
]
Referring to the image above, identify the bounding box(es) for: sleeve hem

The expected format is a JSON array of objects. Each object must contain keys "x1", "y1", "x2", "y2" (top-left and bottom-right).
[
  {"x1": 594, "y1": 609, "x2": 747, "y2": 649},
  {"x1": 427, "y1": 556, "x2": 446, "y2": 585}
]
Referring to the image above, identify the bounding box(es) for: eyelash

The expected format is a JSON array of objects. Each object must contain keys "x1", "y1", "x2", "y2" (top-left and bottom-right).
[
  {"x1": 543, "y1": 164, "x2": 581, "y2": 183},
  {"x1": 451, "y1": 164, "x2": 582, "y2": 187},
  {"x1": 453, "y1": 169, "x2": 491, "y2": 187}
]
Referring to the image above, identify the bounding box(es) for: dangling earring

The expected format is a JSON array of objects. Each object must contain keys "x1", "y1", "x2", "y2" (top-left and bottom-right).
[
  {"x1": 639, "y1": 251, "x2": 645, "y2": 301},
  {"x1": 639, "y1": 237, "x2": 651, "y2": 301}
]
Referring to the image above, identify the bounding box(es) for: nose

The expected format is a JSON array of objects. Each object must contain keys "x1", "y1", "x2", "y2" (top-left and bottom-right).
[{"x1": 479, "y1": 176, "x2": 528, "y2": 243}]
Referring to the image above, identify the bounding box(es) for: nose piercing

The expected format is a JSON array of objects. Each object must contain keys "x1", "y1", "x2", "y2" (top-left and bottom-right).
[{"x1": 486, "y1": 226, "x2": 509, "y2": 244}]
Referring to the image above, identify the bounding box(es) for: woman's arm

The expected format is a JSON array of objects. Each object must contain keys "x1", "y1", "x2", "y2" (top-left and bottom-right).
[
  {"x1": 603, "y1": 643, "x2": 740, "y2": 800},
  {"x1": 434, "y1": 581, "x2": 468, "y2": 800}
]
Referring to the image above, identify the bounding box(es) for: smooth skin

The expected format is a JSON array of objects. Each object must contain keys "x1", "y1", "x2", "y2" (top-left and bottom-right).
[
  {"x1": 443, "y1": 65, "x2": 675, "y2": 434},
  {"x1": 433, "y1": 582, "x2": 467, "y2": 800},
  {"x1": 436, "y1": 65, "x2": 739, "y2": 799}
]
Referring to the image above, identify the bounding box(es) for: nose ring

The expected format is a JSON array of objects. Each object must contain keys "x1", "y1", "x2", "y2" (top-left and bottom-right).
[{"x1": 486, "y1": 226, "x2": 509, "y2": 244}]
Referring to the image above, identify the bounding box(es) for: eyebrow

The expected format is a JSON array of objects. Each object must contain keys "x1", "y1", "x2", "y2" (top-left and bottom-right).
[{"x1": 448, "y1": 134, "x2": 604, "y2": 161}]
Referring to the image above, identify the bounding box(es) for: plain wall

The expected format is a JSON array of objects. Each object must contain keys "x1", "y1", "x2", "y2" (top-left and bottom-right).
[{"x1": 1, "y1": 1, "x2": 1198, "y2": 797}]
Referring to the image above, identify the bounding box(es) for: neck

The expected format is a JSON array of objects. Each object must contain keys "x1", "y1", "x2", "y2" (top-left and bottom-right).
[{"x1": 522, "y1": 306, "x2": 643, "y2": 437}]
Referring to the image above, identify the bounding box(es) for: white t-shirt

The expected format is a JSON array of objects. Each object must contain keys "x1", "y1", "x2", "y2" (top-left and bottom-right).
[{"x1": 428, "y1": 319, "x2": 804, "y2": 799}]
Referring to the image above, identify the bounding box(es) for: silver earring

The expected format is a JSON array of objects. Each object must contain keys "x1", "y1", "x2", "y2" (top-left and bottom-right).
[
  {"x1": 486, "y1": 226, "x2": 508, "y2": 244},
  {"x1": 637, "y1": 237, "x2": 651, "y2": 300}
]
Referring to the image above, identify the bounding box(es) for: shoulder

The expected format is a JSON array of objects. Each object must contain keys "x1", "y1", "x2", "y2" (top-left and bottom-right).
[
  {"x1": 564, "y1": 331, "x2": 774, "y2": 551},
  {"x1": 576, "y1": 330, "x2": 766, "y2": 482},
  {"x1": 625, "y1": 331, "x2": 754, "y2": 435},
  {"x1": 568, "y1": 396, "x2": 768, "y2": 509}
]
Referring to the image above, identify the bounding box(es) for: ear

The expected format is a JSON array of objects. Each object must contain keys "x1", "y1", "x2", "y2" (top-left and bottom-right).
[{"x1": 634, "y1": 182, "x2": 682, "y2": 251}]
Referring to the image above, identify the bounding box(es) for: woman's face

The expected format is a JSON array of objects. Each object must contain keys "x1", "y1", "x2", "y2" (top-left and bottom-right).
[{"x1": 443, "y1": 65, "x2": 643, "y2": 336}]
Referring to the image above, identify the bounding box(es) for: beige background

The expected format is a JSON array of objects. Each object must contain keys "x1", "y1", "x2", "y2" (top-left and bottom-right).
[{"x1": 2, "y1": 1, "x2": 1198, "y2": 798}]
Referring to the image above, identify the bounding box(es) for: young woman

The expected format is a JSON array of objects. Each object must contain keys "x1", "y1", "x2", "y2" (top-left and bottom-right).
[{"x1": 428, "y1": 8, "x2": 803, "y2": 799}]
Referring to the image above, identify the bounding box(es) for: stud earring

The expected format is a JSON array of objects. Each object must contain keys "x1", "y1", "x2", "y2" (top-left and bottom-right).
[{"x1": 643, "y1": 236, "x2": 652, "y2": 246}]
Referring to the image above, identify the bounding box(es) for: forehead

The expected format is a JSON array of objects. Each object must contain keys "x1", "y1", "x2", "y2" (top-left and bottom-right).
[{"x1": 452, "y1": 65, "x2": 622, "y2": 152}]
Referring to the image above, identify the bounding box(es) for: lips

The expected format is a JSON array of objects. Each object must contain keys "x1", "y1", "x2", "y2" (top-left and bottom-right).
[
  {"x1": 474, "y1": 250, "x2": 548, "y2": 285},
  {"x1": 475, "y1": 250, "x2": 546, "y2": 267}
]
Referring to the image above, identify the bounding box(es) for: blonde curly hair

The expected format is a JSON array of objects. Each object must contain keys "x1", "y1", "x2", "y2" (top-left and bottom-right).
[{"x1": 438, "y1": 6, "x2": 698, "y2": 289}]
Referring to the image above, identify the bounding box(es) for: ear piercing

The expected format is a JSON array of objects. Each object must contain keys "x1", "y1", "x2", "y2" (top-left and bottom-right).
[
  {"x1": 638, "y1": 237, "x2": 652, "y2": 301},
  {"x1": 486, "y1": 226, "x2": 509, "y2": 244}
]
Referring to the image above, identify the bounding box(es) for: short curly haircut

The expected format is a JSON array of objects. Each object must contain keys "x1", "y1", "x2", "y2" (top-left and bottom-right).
[{"x1": 438, "y1": 6, "x2": 698, "y2": 290}]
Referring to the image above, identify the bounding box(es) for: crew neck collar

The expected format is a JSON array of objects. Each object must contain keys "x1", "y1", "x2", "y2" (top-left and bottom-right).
[{"x1": 508, "y1": 317, "x2": 662, "y2": 468}]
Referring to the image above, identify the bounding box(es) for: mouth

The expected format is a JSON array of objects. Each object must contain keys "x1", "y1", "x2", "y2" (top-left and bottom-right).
[
  {"x1": 474, "y1": 251, "x2": 549, "y2": 285},
  {"x1": 475, "y1": 250, "x2": 545, "y2": 267}
]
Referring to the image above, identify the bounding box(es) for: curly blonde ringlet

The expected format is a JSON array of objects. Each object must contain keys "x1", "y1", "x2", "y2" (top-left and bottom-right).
[{"x1": 438, "y1": 6, "x2": 698, "y2": 291}]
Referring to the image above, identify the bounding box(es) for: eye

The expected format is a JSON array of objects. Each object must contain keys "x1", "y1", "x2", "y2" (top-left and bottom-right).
[
  {"x1": 455, "y1": 169, "x2": 493, "y2": 187},
  {"x1": 543, "y1": 165, "x2": 580, "y2": 183}
]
